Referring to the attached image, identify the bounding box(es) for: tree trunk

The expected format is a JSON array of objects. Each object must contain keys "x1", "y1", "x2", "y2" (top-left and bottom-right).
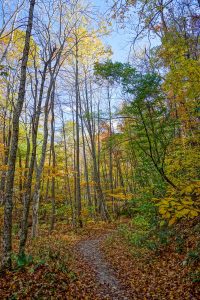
[
  {"x1": 74, "y1": 37, "x2": 82, "y2": 227},
  {"x1": 2, "y1": 0, "x2": 36, "y2": 269},
  {"x1": 80, "y1": 93, "x2": 92, "y2": 211},
  {"x1": 83, "y1": 78, "x2": 110, "y2": 221},
  {"x1": 50, "y1": 84, "x2": 56, "y2": 232},
  {"x1": 108, "y1": 86, "x2": 114, "y2": 213},
  {"x1": 19, "y1": 56, "x2": 52, "y2": 254},
  {"x1": 31, "y1": 77, "x2": 54, "y2": 238}
]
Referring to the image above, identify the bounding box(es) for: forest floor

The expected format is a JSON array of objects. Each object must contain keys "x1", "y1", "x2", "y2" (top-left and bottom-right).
[
  {"x1": 74, "y1": 230, "x2": 131, "y2": 299},
  {"x1": 0, "y1": 220, "x2": 199, "y2": 299}
]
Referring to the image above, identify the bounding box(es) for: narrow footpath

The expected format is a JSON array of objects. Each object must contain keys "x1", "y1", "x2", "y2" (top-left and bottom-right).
[{"x1": 76, "y1": 233, "x2": 131, "y2": 300}]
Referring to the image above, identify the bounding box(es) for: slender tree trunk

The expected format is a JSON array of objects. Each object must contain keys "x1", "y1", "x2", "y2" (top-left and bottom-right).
[
  {"x1": 84, "y1": 79, "x2": 110, "y2": 221},
  {"x1": 18, "y1": 149, "x2": 23, "y2": 202},
  {"x1": 19, "y1": 57, "x2": 52, "y2": 254},
  {"x1": 50, "y1": 86, "x2": 56, "y2": 232},
  {"x1": 23, "y1": 133, "x2": 31, "y2": 189},
  {"x1": 30, "y1": 42, "x2": 62, "y2": 237},
  {"x1": 45, "y1": 151, "x2": 52, "y2": 202},
  {"x1": 2, "y1": 0, "x2": 36, "y2": 269},
  {"x1": 0, "y1": 79, "x2": 12, "y2": 204},
  {"x1": 80, "y1": 93, "x2": 92, "y2": 210},
  {"x1": 31, "y1": 78, "x2": 54, "y2": 238},
  {"x1": 108, "y1": 86, "x2": 114, "y2": 212},
  {"x1": 72, "y1": 99, "x2": 77, "y2": 228},
  {"x1": 75, "y1": 37, "x2": 82, "y2": 227},
  {"x1": 60, "y1": 107, "x2": 73, "y2": 218}
]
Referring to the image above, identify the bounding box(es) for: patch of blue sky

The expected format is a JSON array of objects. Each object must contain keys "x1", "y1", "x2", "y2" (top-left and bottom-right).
[{"x1": 92, "y1": 0, "x2": 160, "y2": 63}]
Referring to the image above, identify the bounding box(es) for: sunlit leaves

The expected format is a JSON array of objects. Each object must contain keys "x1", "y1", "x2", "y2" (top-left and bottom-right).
[
  {"x1": 0, "y1": 29, "x2": 39, "y2": 66},
  {"x1": 154, "y1": 181, "x2": 200, "y2": 225}
]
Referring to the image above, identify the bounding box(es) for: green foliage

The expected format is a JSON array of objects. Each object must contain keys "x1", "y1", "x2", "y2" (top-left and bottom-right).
[
  {"x1": 156, "y1": 229, "x2": 171, "y2": 245},
  {"x1": 129, "y1": 231, "x2": 149, "y2": 247},
  {"x1": 175, "y1": 235, "x2": 185, "y2": 254},
  {"x1": 190, "y1": 271, "x2": 200, "y2": 283},
  {"x1": 96, "y1": 57, "x2": 199, "y2": 226},
  {"x1": 186, "y1": 241, "x2": 200, "y2": 265},
  {"x1": 12, "y1": 253, "x2": 33, "y2": 269},
  {"x1": 187, "y1": 250, "x2": 200, "y2": 264},
  {"x1": 12, "y1": 224, "x2": 20, "y2": 236},
  {"x1": 95, "y1": 60, "x2": 162, "y2": 99},
  {"x1": 133, "y1": 215, "x2": 150, "y2": 228},
  {"x1": 94, "y1": 60, "x2": 136, "y2": 86},
  {"x1": 118, "y1": 224, "x2": 148, "y2": 248},
  {"x1": 0, "y1": 65, "x2": 8, "y2": 77}
]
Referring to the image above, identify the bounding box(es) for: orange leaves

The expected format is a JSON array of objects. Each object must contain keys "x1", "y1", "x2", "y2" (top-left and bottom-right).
[
  {"x1": 0, "y1": 142, "x2": 5, "y2": 151},
  {"x1": 80, "y1": 180, "x2": 96, "y2": 187},
  {"x1": 102, "y1": 187, "x2": 133, "y2": 201},
  {"x1": 0, "y1": 164, "x2": 8, "y2": 171},
  {"x1": 101, "y1": 226, "x2": 199, "y2": 300},
  {"x1": 107, "y1": 192, "x2": 133, "y2": 201}
]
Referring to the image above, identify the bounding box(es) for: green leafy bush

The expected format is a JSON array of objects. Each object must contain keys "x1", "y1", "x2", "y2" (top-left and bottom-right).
[{"x1": 12, "y1": 253, "x2": 33, "y2": 269}]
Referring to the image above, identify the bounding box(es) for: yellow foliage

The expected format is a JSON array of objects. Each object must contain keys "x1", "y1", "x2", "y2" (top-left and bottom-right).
[
  {"x1": 0, "y1": 29, "x2": 39, "y2": 66},
  {"x1": 189, "y1": 210, "x2": 198, "y2": 217},
  {"x1": 168, "y1": 217, "x2": 176, "y2": 226},
  {"x1": 159, "y1": 206, "x2": 167, "y2": 214},
  {"x1": 0, "y1": 165, "x2": 8, "y2": 171},
  {"x1": 155, "y1": 181, "x2": 200, "y2": 225},
  {"x1": 107, "y1": 192, "x2": 132, "y2": 201},
  {"x1": 66, "y1": 26, "x2": 111, "y2": 68}
]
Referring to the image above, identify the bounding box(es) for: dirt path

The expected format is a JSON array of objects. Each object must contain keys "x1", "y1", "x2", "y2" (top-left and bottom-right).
[{"x1": 76, "y1": 233, "x2": 130, "y2": 300}]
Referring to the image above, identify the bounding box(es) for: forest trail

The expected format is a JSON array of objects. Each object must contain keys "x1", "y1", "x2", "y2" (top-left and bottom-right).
[{"x1": 76, "y1": 232, "x2": 130, "y2": 300}]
